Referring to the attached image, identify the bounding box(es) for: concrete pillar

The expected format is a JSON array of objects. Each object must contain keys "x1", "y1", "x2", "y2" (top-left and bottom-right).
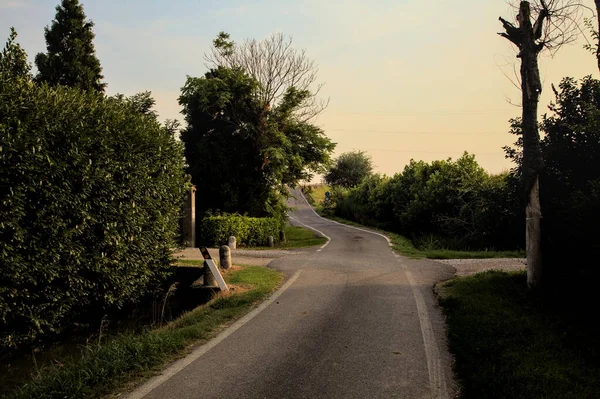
[
  {"x1": 219, "y1": 245, "x2": 232, "y2": 269},
  {"x1": 228, "y1": 236, "x2": 237, "y2": 250},
  {"x1": 268, "y1": 236, "x2": 274, "y2": 248},
  {"x1": 204, "y1": 261, "x2": 216, "y2": 286},
  {"x1": 182, "y1": 185, "x2": 196, "y2": 247}
]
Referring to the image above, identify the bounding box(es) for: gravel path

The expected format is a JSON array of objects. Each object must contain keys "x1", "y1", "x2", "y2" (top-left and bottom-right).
[{"x1": 434, "y1": 258, "x2": 526, "y2": 277}]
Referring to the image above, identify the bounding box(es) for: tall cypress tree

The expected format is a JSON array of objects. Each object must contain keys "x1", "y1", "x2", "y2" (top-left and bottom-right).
[
  {"x1": 0, "y1": 27, "x2": 31, "y2": 79},
  {"x1": 35, "y1": 0, "x2": 106, "y2": 92}
]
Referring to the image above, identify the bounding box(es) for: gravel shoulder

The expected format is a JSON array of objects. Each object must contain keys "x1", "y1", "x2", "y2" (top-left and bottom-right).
[{"x1": 435, "y1": 258, "x2": 526, "y2": 277}]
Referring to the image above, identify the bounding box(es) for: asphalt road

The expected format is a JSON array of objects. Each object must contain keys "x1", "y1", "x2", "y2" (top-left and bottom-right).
[{"x1": 129, "y1": 189, "x2": 456, "y2": 399}]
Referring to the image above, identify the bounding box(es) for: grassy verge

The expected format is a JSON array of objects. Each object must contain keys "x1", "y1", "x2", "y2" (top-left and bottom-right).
[
  {"x1": 4, "y1": 266, "x2": 283, "y2": 399},
  {"x1": 437, "y1": 271, "x2": 600, "y2": 399},
  {"x1": 318, "y1": 212, "x2": 524, "y2": 259},
  {"x1": 248, "y1": 225, "x2": 327, "y2": 250}
]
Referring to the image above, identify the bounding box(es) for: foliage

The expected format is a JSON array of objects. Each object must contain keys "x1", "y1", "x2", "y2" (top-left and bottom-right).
[
  {"x1": 539, "y1": 76, "x2": 600, "y2": 283},
  {"x1": 35, "y1": 0, "x2": 105, "y2": 92},
  {"x1": 0, "y1": 27, "x2": 31, "y2": 80},
  {"x1": 179, "y1": 67, "x2": 334, "y2": 219},
  {"x1": 206, "y1": 31, "x2": 327, "y2": 120},
  {"x1": 198, "y1": 214, "x2": 283, "y2": 247},
  {"x1": 330, "y1": 153, "x2": 523, "y2": 251},
  {"x1": 324, "y1": 150, "x2": 373, "y2": 188},
  {"x1": 3, "y1": 266, "x2": 282, "y2": 399},
  {"x1": 505, "y1": 76, "x2": 600, "y2": 285},
  {"x1": 0, "y1": 75, "x2": 186, "y2": 350}
]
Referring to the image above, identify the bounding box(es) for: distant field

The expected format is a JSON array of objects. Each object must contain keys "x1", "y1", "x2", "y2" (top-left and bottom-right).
[{"x1": 308, "y1": 184, "x2": 330, "y2": 205}]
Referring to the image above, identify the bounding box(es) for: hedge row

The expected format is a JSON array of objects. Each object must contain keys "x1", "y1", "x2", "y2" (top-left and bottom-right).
[
  {"x1": 198, "y1": 215, "x2": 282, "y2": 247},
  {"x1": 0, "y1": 76, "x2": 186, "y2": 350}
]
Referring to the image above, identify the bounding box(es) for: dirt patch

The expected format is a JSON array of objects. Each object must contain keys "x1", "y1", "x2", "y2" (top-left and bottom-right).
[{"x1": 435, "y1": 258, "x2": 526, "y2": 277}]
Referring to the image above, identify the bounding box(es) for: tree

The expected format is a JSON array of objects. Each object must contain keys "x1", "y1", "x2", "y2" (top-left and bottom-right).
[
  {"x1": 0, "y1": 27, "x2": 31, "y2": 79},
  {"x1": 506, "y1": 76, "x2": 600, "y2": 287},
  {"x1": 179, "y1": 67, "x2": 334, "y2": 218},
  {"x1": 35, "y1": 0, "x2": 105, "y2": 92},
  {"x1": 114, "y1": 91, "x2": 159, "y2": 119},
  {"x1": 498, "y1": 0, "x2": 583, "y2": 288},
  {"x1": 325, "y1": 151, "x2": 373, "y2": 188},
  {"x1": 205, "y1": 32, "x2": 328, "y2": 121}
]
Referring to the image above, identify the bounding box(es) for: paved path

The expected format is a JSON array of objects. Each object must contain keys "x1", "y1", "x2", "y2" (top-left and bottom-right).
[{"x1": 128, "y1": 189, "x2": 456, "y2": 399}]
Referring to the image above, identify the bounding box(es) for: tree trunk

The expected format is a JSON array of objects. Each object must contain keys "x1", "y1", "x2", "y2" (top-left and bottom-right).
[
  {"x1": 526, "y1": 177, "x2": 542, "y2": 287},
  {"x1": 519, "y1": 1, "x2": 545, "y2": 289}
]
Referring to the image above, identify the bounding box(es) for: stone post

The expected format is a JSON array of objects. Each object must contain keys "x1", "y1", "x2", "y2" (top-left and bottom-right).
[
  {"x1": 219, "y1": 245, "x2": 232, "y2": 270},
  {"x1": 228, "y1": 236, "x2": 237, "y2": 250},
  {"x1": 279, "y1": 230, "x2": 286, "y2": 243},
  {"x1": 268, "y1": 236, "x2": 274, "y2": 248},
  {"x1": 182, "y1": 185, "x2": 196, "y2": 247}
]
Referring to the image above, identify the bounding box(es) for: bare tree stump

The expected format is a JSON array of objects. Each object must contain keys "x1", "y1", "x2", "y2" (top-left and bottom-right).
[
  {"x1": 228, "y1": 236, "x2": 236, "y2": 250},
  {"x1": 219, "y1": 245, "x2": 232, "y2": 270}
]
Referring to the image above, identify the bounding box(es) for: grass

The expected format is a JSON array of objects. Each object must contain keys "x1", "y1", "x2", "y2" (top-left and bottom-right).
[
  {"x1": 176, "y1": 259, "x2": 206, "y2": 266},
  {"x1": 308, "y1": 184, "x2": 330, "y2": 205},
  {"x1": 437, "y1": 271, "x2": 600, "y2": 399},
  {"x1": 318, "y1": 212, "x2": 524, "y2": 259},
  {"x1": 248, "y1": 225, "x2": 327, "y2": 250},
  {"x1": 3, "y1": 266, "x2": 283, "y2": 399}
]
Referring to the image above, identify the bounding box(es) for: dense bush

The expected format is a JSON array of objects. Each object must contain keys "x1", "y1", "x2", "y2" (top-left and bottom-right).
[
  {"x1": 198, "y1": 214, "x2": 283, "y2": 247},
  {"x1": 0, "y1": 76, "x2": 186, "y2": 350},
  {"x1": 331, "y1": 153, "x2": 523, "y2": 251}
]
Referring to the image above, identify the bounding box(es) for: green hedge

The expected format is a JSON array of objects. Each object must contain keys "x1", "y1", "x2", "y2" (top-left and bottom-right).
[
  {"x1": 198, "y1": 215, "x2": 282, "y2": 247},
  {"x1": 0, "y1": 76, "x2": 186, "y2": 350}
]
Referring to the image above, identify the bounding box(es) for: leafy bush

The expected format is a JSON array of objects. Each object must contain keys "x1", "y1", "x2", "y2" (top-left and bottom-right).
[
  {"x1": 331, "y1": 153, "x2": 524, "y2": 251},
  {"x1": 198, "y1": 214, "x2": 282, "y2": 247},
  {"x1": 0, "y1": 76, "x2": 186, "y2": 350}
]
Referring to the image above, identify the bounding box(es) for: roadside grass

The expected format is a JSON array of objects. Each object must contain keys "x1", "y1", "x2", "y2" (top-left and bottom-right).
[
  {"x1": 317, "y1": 212, "x2": 524, "y2": 259},
  {"x1": 278, "y1": 225, "x2": 327, "y2": 248},
  {"x1": 248, "y1": 225, "x2": 327, "y2": 250},
  {"x1": 437, "y1": 271, "x2": 600, "y2": 399},
  {"x1": 175, "y1": 259, "x2": 206, "y2": 266},
  {"x1": 309, "y1": 184, "x2": 330, "y2": 205},
  {"x1": 4, "y1": 266, "x2": 283, "y2": 399}
]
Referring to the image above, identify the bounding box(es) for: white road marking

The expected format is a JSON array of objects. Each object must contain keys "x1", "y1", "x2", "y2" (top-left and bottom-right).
[
  {"x1": 125, "y1": 270, "x2": 304, "y2": 399},
  {"x1": 297, "y1": 190, "x2": 393, "y2": 247},
  {"x1": 399, "y1": 260, "x2": 449, "y2": 399},
  {"x1": 289, "y1": 215, "x2": 331, "y2": 251}
]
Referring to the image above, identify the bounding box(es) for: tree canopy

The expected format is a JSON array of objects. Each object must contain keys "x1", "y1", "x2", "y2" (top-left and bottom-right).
[
  {"x1": 179, "y1": 67, "x2": 334, "y2": 218},
  {"x1": 206, "y1": 32, "x2": 327, "y2": 121},
  {"x1": 0, "y1": 27, "x2": 31, "y2": 80},
  {"x1": 325, "y1": 151, "x2": 373, "y2": 188},
  {"x1": 35, "y1": 0, "x2": 105, "y2": 92}
]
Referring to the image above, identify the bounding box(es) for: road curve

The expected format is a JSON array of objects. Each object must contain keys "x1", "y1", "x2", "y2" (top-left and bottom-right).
[{"x1": 128, "y1": 188, "x2": 456, "y2": 399}]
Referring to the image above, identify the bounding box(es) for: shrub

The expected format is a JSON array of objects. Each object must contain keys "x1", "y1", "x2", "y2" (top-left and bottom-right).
[
  {"x1": 0, "y1": 76, "x2": 186, "y2": 350},
  {"x1": 198, "y1": 215, "x2": 282, "y2": 247}
]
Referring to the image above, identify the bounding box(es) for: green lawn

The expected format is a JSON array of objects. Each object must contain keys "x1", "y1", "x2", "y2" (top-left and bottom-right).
[
  {"x1": 4, "y1": 266, "x2": 283, "y2": 399},
  {"x1": 248, "y1": 225, "x2": 327, "y2": 250},
  {"x1": 437, "y1": 271, "x2": 600, "y2": 399}
]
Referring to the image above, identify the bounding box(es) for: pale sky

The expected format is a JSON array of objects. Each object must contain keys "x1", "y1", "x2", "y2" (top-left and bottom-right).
[{"x1": 1, "y1": 0, "x2": 598, "y2": 177}]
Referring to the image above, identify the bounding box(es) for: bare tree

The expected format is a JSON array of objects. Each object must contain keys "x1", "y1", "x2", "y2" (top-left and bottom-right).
[
  {"x1": 498, "y1": 0, "x2": 586, "y2": 288},
  {"x1": 205, "y1": 32, "x2": 328, "y2": 121}
]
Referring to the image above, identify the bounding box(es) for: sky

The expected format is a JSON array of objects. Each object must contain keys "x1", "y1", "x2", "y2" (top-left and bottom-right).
[{"x1": 1, "y1": 0, "x2": 598, "y2": 178}]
